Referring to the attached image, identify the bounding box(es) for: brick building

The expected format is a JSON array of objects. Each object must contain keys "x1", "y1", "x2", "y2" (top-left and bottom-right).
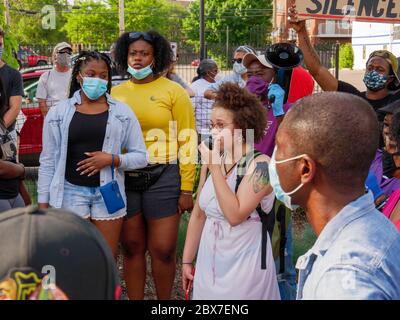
[{"x1": 272, "y1": 0, "x2": 352, "y2": 45}]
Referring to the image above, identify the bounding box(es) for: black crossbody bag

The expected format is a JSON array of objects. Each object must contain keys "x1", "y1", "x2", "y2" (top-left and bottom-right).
[{"x1": 125, "y1": 164, "x2": 168, "y2": 192}]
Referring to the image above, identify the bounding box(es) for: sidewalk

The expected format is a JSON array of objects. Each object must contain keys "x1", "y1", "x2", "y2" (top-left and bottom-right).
[{"x1": 338, "y1": 69, "x2": 366, "y2": 91}]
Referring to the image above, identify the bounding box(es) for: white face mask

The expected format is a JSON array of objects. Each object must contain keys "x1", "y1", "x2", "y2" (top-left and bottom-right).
[
  {"x1": 268, "y1": 147, "x2": 306, "y2": 210},
  {"x1": 57, "y1": 53, "x2": 72, "y2": 67},
  {"x1": 233, "y1": 61, "x2": 247, "y2": 75}
]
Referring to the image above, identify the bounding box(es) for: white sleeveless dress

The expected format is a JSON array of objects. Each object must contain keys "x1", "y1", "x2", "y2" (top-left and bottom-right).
[{"x1": 193, "y1": 167, "x2": 281, "y2": 300}]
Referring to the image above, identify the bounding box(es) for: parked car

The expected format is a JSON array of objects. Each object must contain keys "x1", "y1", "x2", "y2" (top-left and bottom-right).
[
  {"x1": 18, "y1": 67, "x2": 51, "y2": 167},
  {"x1": 17, "y1": 49, "x2": 50, "y2": 69},
  {"x1": 191, "y1": 59, "x2": 200, "y2": 67}
]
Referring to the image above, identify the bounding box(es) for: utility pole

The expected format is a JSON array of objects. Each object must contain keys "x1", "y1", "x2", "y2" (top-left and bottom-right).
[
  {"x1": 200, "y1": 0, "x2": 206, "y2": 60},
  {"x1": 4, "y1": 0, "x2": 10, "y2": 26},
  {"x1": 119, "y1": 0, "x2": 125, "y2": 35},
  {"x1": 272, "y1": 0, "x2": 277, "y2": 30},
  {"x1": 226, "y1": 25, "x2": 229, "y2": 67}
]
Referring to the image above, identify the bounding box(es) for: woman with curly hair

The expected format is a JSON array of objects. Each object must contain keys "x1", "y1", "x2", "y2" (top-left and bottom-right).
[
  {"x1": 182, "y1": 82, "x2": 280, "y2": 300},
  {"x1": 112, "y1": 31, "x2": 197, "y2": 300}
]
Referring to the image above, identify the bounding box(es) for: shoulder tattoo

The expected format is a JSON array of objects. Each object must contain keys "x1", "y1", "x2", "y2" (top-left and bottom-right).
[{"x1": 250, "y1": 161, "x2": 270, "y2": 193}]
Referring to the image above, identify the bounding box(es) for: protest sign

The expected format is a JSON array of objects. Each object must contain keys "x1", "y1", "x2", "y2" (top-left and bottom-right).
[{"x1": 296, "y1": 0, "x2": 400, "y2": 23}]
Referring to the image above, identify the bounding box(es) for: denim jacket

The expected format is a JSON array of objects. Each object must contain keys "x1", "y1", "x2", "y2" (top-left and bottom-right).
[
  {"x1": 296, "y1": 191, "x2": 400, "y2": 300},
  {"x1": 38, "y1": 90, "x2": 148, "y2": 210}
]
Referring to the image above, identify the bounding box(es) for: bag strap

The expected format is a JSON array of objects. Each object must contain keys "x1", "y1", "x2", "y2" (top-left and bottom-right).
[
  {"x1": 235, "y1": 150, "x2": 263, "y2": 193},
  {"x1": 111, "y1": 154, "x2": 115, "y2": 181},
  {"x1": 277, "y1": 204, "x2": 287, "y2": 274},
  {"x1": 234, "y1": 150, "x2": 274, "y2": 270}
]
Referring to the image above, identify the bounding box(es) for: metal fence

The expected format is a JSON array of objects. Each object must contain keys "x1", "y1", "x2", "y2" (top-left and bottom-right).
[{"x1": 16, "y1": 42, "x2": 339, "y2": 202}]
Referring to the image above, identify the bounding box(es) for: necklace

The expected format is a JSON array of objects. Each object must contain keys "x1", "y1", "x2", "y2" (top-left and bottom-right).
[{"x1": 222, "y1": 152, "x2": 246, "y2": 179}]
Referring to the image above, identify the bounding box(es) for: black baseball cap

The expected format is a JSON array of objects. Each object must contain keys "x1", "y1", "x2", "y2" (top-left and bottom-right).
[
  {"x1": 378, "y1": 100, "x2": 400, "y2": 115},
  {"x1": 0, "y1": 206, "x2": 120, "y2": 300}
]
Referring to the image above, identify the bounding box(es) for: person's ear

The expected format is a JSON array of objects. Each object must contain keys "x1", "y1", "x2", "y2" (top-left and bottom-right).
[
  {"x1": 76, "y1": 72, "x2": 83, "y2": 85},
  {"x1": 300, "y1": 156, "x2": 316, "y2": 185}
]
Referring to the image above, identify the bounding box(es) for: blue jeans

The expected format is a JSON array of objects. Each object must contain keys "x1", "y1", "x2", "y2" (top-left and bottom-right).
[{"x1": 274, "y1": 220, "x2": 297, "y2": 300}]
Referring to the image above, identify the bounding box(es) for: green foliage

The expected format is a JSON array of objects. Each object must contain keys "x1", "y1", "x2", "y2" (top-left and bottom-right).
[
  {"x1": 9, "y1": 0, "x2": 67, "y2": 45},
  {"x1": 62, "y1": 0, "x2": 117, "y2": 46},
  {"x1": 0, "y1": 3, "x2": 19, "y2": 69},
  {"x1": 62, "y1": 0, "x2": 187, "y2": 47},
  {"x1": 182, "y1": 0, "x2": 272, "y2": 67},
  {"x1": 2, "y1": 35, "x2": 19, "y2": 70},
  {"x1": 339, "y1": 43, "x2": 354, "y2": 69},
  {"x1": 330, "y1": 43, "x2": 354, "y2": 70}
]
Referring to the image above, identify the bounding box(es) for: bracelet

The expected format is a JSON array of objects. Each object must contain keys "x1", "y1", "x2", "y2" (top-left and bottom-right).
[
  {"x1": 181, "y1": 191, "x2": 193, "y2": 196},
  {"x1": 182, "y1": 262, "x2": 193, "y2": 265}
]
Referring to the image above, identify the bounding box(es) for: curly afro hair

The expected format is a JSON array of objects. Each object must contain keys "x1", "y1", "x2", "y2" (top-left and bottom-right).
[
  {"x1": 214, "y1": 82, "x2": 267, "y2": 143},
  {"x1": 114, "y1": 30, "x2": 173, "y2": 77}
]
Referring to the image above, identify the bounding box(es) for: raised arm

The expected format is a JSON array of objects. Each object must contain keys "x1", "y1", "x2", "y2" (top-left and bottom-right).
[{"x1": 288, "y1": 2, "x2": 338, "y2": 92}]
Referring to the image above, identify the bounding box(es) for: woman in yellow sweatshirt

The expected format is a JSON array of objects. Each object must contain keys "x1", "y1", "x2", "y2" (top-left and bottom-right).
[{"x1": 112, "y1": 30, "x2": 197, "y2": 300}]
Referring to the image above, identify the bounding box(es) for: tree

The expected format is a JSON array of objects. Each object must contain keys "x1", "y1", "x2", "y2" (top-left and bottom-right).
[
  {"x1": 110, "y1": 0, "x2": 186, "y2": 38},
  {"x1": 8, "y1": 0, "x2": 68, "y2": 46},
  {"x1": 0, "y1": 4, "x2": 19, "y2": 69},
  {"x1": 61, "y1": 0, "x2": 187, "y2": 47},
  {"x1": 183, "y1": 0, "x2": 273, "y2": 62},
  {"x1": 339, "y1": 43, "x2": 354, "y2": 69},
  {"x1": 61, "y1": 0, "x2": 117, "y2": 46}
]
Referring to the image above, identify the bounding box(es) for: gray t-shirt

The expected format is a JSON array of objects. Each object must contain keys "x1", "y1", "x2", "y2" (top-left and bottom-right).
[
  {"x1": 168, "y1": 73, "x2": 190, "y2": 90},
  {"x1": 36, "y1": 69, "x2": 72, "y2": 108}
]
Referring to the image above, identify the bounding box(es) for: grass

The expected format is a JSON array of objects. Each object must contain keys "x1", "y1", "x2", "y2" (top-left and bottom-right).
[
  {"x1": 25, "y1": 178, "x2": 38, "y2": 204},
  {"x1": 177, "y1": 212, "x2": 190, "y2": 258},
  {"x1": 293, "y1": 223, "x2": 317, "y2": 263}
]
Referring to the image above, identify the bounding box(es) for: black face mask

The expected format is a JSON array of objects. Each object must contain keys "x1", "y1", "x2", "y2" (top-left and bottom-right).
[{"x1": 382, "y1": 150, "x2": 400, "y2": 178}]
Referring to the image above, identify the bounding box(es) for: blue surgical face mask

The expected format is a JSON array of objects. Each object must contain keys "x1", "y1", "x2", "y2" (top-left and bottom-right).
[
  {"x1": 80, "y1": 74, "x2": 108, "y2": 100},
  {"x1": 233, "y1": 61, "x2": 247, "y2": 75},
  {"x1": 268, "y1": 147, "x2": 306, "y2": 210},
  {"x1": 127, "y1": 61, "x2": 154, "y2": 80},
  {"x1": 363, "y1": 70, "x2": 389, "y2": 92},
  {"x1": 0, "y1": 47, "x2": 4, "y2": 60}
]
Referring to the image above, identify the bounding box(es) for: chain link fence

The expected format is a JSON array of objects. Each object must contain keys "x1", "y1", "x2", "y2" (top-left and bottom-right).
[{"x1": 16, "y1": 41, "x2": 338, "y2": 203}]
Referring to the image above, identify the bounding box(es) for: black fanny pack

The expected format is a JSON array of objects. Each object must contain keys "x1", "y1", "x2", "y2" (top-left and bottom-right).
[{"x1": 125, "y1": 164, "x2": 167, "y2": 192}]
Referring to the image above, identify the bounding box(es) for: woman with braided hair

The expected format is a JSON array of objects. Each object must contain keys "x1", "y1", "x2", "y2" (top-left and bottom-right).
[{"x1": 38, "y1": 51, "x2": 148, "y2": 258}]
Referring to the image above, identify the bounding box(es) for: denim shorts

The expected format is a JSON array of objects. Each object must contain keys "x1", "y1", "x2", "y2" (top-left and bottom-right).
[{"x1": 62, "y1": 180, "x2": 126, "y2": 221}]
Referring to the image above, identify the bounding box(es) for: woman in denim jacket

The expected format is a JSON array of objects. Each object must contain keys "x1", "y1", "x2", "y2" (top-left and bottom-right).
[{"x1": 38, "y1": 51, "x2": 148, "y2": 258}]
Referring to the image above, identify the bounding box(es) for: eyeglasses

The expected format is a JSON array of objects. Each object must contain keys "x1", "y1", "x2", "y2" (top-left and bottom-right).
[
  {"x1": 232, "y1": 58, "x2": 243, "y2": 64},
  {"x1": 58, "y1": 50, "x2": 72, "y2": 55},
  {"x1": 209, "y1": 122, "x2": 234, "y2": 131},
  {"x1": 129, "y1": 32, "x2": 154, "y2": 43}
]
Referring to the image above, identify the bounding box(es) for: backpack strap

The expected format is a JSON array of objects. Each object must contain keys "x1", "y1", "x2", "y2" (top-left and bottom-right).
[
  {"x1": 256, "y1": 201, "x2": 276, "y2": 270},
  {"x1": 235, "y1": 150, "x2": 263, "y2": 193},
  {"x1": 235, "y1": 150, "x2": 274, "y2": 270},
  {"x1": 276, "y1": 204, "x2": 287, "y2": 274}
]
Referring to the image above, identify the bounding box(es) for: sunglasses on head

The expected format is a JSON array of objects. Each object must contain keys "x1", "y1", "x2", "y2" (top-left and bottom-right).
[
  {"x1": 129, "y1": 32, "x2": 154, "y2": 43},
  {"x1": 232, "y1": 58, "x2": 243, "y2": 64}
]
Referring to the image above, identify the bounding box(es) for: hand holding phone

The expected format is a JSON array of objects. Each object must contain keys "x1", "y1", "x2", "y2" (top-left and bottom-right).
[{"x1": 185, "y1": 267, "x2": 196, "y2": 300}]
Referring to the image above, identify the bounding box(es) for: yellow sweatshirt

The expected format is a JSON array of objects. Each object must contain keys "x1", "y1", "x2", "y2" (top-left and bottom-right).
[{"x1": 111, "y1": 77, "x2": 197, "y2": 191}]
